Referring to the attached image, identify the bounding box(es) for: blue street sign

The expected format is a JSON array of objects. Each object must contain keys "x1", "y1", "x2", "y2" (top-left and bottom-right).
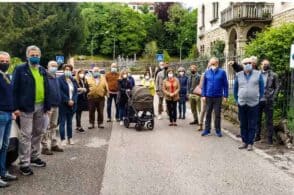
[
  {"x1": 156, "y1": 54, "x2": 164, "y2": 62},
  {"x1": 56, "y1": 56, "x2": 64, "y2": 64}
]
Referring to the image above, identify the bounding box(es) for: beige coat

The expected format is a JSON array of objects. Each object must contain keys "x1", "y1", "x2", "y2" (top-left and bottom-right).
[{"x1": 162, "y1": 78, "x2": 180, "y2": 101}]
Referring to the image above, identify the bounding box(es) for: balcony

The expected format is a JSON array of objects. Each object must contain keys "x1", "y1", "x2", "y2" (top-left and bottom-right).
[{"x1": 220, "y1": 2, "x2": 274, "y2": 28}]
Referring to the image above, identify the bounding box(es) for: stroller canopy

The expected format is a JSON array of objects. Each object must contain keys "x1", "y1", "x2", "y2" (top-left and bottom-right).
[{"x1": 131, "y1": 86, "x2": 154, "y2": 111}]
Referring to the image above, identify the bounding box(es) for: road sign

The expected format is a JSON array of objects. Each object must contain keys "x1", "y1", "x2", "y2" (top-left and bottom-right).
[
  {"x1": 156, "y1": 54, "x2": 164, "y2": 62},
  {"x1": 56, "y1": 56, "x2": 64, "y2": 65},
  {"x1": 290, "y1": 44, "x2": 294, "y2": 69}
]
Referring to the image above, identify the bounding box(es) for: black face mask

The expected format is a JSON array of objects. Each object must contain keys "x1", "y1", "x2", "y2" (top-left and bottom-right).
[
  {"x1": 263, "y1": 65, "x2": 270, "y2": 71},
  {"x1": 0, "y1": 63, "x2": 9, "y2": 72},
  {"x1": 191, "y1": 71, "x2": 196, "y2": 74},
  {"x1": 164, "y1": 67, "x2": 168, "y2": 70}
]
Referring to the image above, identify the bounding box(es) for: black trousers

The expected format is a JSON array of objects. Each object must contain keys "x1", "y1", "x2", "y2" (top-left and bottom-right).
[
  {"x1": 166, "y1": 100, "x2": 177, "y2": 123},
  {"x1": 205, "y1": 97, "x2": 222, "y2": 131},
  {"x1": 256, "y1": 100, "x2": 274, "y2": 141},
  {"x1": 76, "y1": 110, "x2": 83, "y2": 128}
]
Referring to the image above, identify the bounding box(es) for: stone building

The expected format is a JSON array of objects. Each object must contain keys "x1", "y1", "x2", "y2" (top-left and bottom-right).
[
  {"x1": 197, "y1": 0, "x2": 294, "y2": 59},
  {"x1": 127, "y1": 2, "x2": 155, "y2": 13}
]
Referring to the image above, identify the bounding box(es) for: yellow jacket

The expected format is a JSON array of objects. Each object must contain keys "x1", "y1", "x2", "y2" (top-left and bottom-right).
[
  {"x1": 87, "y1": 76, "x2": 109, "y2": 99},
  {"x1": 141, "y1": 79, "x2": 155, "y2": 96}
]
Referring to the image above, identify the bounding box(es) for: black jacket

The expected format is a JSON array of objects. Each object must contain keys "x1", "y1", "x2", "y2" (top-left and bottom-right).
[{"x1": 262, "y1": 70, "x2": 280, "y2": 101}]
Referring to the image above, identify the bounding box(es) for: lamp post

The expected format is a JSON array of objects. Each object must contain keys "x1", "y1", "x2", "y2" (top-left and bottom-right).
[{"x1": 180, "y1": 38, "x2": 188, "y2": 64}]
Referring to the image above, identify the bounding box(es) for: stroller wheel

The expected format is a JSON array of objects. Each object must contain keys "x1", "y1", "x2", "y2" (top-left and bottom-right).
[
  {"x1": 135, "y1": 123, "x2": 142, "y2": 131},
  {"x1": 146, "y1": 120, "x2": 154, "y2": 130},
  {"x1": 124, "y1": 119, "x2": 130, "y2": 128}
]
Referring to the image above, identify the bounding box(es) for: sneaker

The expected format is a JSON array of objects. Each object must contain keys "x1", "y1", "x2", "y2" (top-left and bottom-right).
[
  {"x1": 88, "y1": 124, "x2": 95, "y2": 129},
  {"x1": 120, "y1": 121, "x2": 124, "y2": 126},
  {"x1": 31, "y1": 158, "x2": 46, "y2": 167},
  {"x1": 189, "y1": 121, "x2": 198, "y2": 125},
  {"x1": 98, "y1": 124, "x2": 105, "y2": 129},
  {"x1": 51, "y1": 145, "x2": 64, "y2": 152},
  {"x1": 115, "y1": 118, "x2": 120, "y2": 122},
  {"x1": 157, "y1": 115, "x2": 162, "y2": 120},
  {"x1": 201, "y1": 130, "x2": 210, "y2": 136},
  {"x1": 61, "y1": 140, "x2": 67, "y2": 147},
  {"x1": 41, "y1": 148, "x2": 53, "y2": 155},
  {"x1": 68, "y1": 139, "x2": 74, "y2": 145},
  {"x1": 107, "y1": 119, "x2": 112, "y2": 122},
  {"x1": 2, "y1": 172, "x2": 17, "y2": 181},
  {"x1": 247, "y1": 145, "x2": 253, "y2": 151},
  {"x1": 238, "y1": 143, "x2": 248, "y2": 149},
  {"x1": 77, "y1": 127, "x2": 86, "y2": 133},
  {"x1": 216, "y1": 130, "x2": 222, "y2": 137},
  {"x1": 0, "y1": 178, "x2": 9, "y2": 188},
  {"x1": 20, "y1": 166, "x2": 34, "y2": 176}
]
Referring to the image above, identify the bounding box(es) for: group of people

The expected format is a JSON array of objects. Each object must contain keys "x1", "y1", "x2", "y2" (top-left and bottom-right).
[
  {"x1": 0, "y1": 45, "x2": 137, "y2": 187},
  {"x1": 0, "y1": 44, "x2": 279, "y2": 188}
]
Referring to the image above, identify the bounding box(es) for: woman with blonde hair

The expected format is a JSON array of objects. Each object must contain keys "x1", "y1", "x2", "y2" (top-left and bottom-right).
[
  {"x1": 117, "y1": 69, "x2": 132, "y2": 125},
  {"x1": 162, "y1": 68, "x2": 180, "y2": 126}
]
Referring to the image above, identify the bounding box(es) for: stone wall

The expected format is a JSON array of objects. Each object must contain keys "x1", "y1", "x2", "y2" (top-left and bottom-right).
[{"x1": 272, "y1": 8, "x2": 294, "y2": 27}]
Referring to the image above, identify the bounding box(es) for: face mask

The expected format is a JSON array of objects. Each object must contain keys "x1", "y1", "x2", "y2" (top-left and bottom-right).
[
  {"x1": 93, "y1": 72, "x2": 100, "y2": 78},
  {"x1": 191, "y1": 70, "x2": 196, "y2": 74},
  {"x1": 211, "y1": 66, "x2": 217, "y2": 71},
  {"x1": 160, "y1": 66, "x2": 164, "y2": 69},
  {"x1": 49, "y1": 67, "x2": 57, "y2": 74},
  {"x1": 263, "y1": 65, "x2": 270, "y2": 71},
  {"x1": 164, "y1": 67, "x2": 168, "y2": 70},
  {"x1": 64, "y1": 70, "x2": 72, "y2": 77},
  {"x1": 128, "y1": 73, "x2": 131, "y2": 77},
  {"x1": 0, "y1": 63, "x2": 9, "y2": 72},
  {"x1": 28, "y1": 57, "x2": 40, "y2": 65},
  {"x1": 111, "y1": 67, "x2": 117, "y2": 72},
  {"x1": 179, "y1": 72, "x2": 184, "y2": 76},
  {"x1": 168, "y1": 73, "x2": 173, "y2": 78},
  {"x1": 79, "y1": 73, "x2": 85, "y2": 79},
  {"x1": 145, "y1": 76, "x2": 150, "y2": 80},
  {"x1": 244, "y1": 64, "x2": 253, "y2": 72},
  {"x1": 123, "y1": 74, "x2": 127, "y2": 79}
]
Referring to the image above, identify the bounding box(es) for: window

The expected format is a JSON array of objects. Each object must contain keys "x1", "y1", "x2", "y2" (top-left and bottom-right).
[
  {"x1": 201, "y1": 5, "x2": 205, "y2": 27},
  {"x1": 212, "y1": 2, "x2": 219, "y2": 21},
  {"x1": 149, "y1": 6, "x2": 154, "y2": 10},
  {"x1": 200, "y1": 45, "x2": 205, "y2": 54}
]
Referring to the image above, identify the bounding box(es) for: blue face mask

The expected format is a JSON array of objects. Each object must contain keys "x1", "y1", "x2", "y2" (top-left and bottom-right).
[
  {"x1": 28, "y1": 57, "x2": 40, "y2": 65},
  {"x1": 244, "y1": 63, "x2": 253, "y2": 72},
  {"x1": 64, "y1": 70, "x2": 72, "y2": 77},
  {"x1": 49, "y1": 67, "x2": 57, "y2": 74},
  {"x1": 93, "y1": 72, "x2": 100, "y2": 78}
]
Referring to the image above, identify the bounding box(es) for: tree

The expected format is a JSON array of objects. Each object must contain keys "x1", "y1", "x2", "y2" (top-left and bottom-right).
[
  {"x1": 163, "y1": 50, "x2": 171, "y2": 62},
  {"x1": 139, "y1": 3, "x2": 150, "y2": 14},
  {"x1": 143, "y1": 41, "x2": 158, "y2": 60},
  {"x1": 188, "y1": 44, "x2": 199, "y2": 60}
]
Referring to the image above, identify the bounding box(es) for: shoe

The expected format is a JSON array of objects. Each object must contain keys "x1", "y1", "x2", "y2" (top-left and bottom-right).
[
  {"x1": 41, "y1": 148, "x2": 53, "y2": 155},
  {"x1": 115, "y1": 118, "x2": 120, "y2": 122},
  {"x1": 61, "y1": 140, "x2": 67, "y2": 147},
  {"x1": 268, "y1": 138, "x2": 273, "y2": 145},
  {"x1": 0, "y1": 178, "x2": 9, "y2": 188},
  {"x1": 190, "y1": 121, "x2": 198, "y2": 125},
  {"x1": 107, "y1": 119, "x2": 112, "y2": 122},
  {"x1": 68, "y1": 139, "x2": 74, "y2": 145},
  {"x1": 197, "y1": 124, "x2": 203, "y2": 131},
  {"x1": 51, "y1": 145, "x2": 64, "y2": 152},
  {"x1": 20, "y1": 166, "x2": 34, "y2": 176},
  {"x1": 238, "y1": 143, "x2": 248, "y2": 149},
  {"x1": 31, "y1": 158, "x2": 46, "y2": 167},
  {"x1": 178, "y1": 116, "x2": 182, "y2": 119},
  {"x1": 254, "y1": 136, "x2": 261, "y2": 142},
  {"x1": 120, "y1": 121, "x2": 124, "y2": 126},
  {"x1": 2, "y1": 172, "x2": 17, "y2": 181},
  {"x1": 216, "y1": 130, "x2": 222, "y2": 137},
  {"x1": 173, "y1": 123, "x2": 178, "y2": 126},
  {"x1": 88, "y1": 124, "x2": 95, "y2": 129},
  {"x1": 169, "y1": 123, "x2": 173, "y2": 126},
  {"x1": 77, "y1": 127, "x2": 86, "y2": 133},
  {"x1": 98, "y1": 124, "x2": 104, "y2": 129},
  {"x1": 201, "y1": 130, "x2": 210, "y2": 136},
  {"x1": 247, "y1": 145, "x2": 253, "y2": 151},
  {"x1": 236, "y1": 134, "x2": 242, "y2": 138},
  {"x1": 183, "y1": 116, "x2": 185, "y2": 120},
  {"x1": 157, "y1": 115, "x2": 162, "y2": 120}
]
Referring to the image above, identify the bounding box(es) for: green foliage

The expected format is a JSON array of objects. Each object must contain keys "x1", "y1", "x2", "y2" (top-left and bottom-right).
[
  {"x1": 287, "y1": 107, "x2": 294, "y2": 132},
  {"x1": 187, "y1": 44, "x2": 199, "y2": 60},
  {"x1": 139, "y1": 4, "x2": 150, "y2": 14},
  {"x1": 163, "y1": 50, "x2": 170, "y2": 62},
  {"x1": 143, "y1": 41, "x2": 158, "y2": 60},
  {"x1": 7, "y1": 57, "x2": 23, "y2": 74},
  {"x1": 0, "y1": 3, "x2": 86, "y2": 65}
]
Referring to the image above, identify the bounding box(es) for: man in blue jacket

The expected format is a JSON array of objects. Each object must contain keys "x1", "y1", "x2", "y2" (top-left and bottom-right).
[
  {"x1": 13, "y1": 45, "x2": 50, "y2": 176},
  {"x1": 201, "y1": 57, "x2": 228, "y2": 137},
  {"x1": 41, "y1": 61, "x2": 64, "y2": 155}
]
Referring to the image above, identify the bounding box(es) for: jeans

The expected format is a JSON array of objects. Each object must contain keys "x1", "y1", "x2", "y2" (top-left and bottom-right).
[
  {"x1": 0, "y1": 111, "x2": 12, "y2": 176},
  {"x1": 166, "y1": 100, "x2": 177, "y2": 123},
  {"x1": 119, "y1": 104, "x2": 127, "y2": 121},
  {"x1": 205, "y1": 97, "x2": 222, "y2": 131},
  {"x1": 178, "y1": 96, "x2": 186, "y2": 117},
  {"x1": 107, "y1": 94, "x2": 119, "y2": 120},
  {"x1": 59, "y1": 111, "x2": 74, "y2": 141},
  {"x1": 238, "y1": 104, "x2": 259, "y2": 145},
  {"x1": 76, "y1": 110, "x2": 83, "y2": 128},
  {"x1": 256, "y1": 100, "x2": 274, "y2": 142}
]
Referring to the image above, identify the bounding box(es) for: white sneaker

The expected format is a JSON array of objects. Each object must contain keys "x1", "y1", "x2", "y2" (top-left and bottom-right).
[
  {"x1": 61, "y1": 140, "x2": 67, "y2": 147},
  {"x1": 157, "y1": 115, "x2": 162, "y2": 120},
  {"x1": 120, "y1": 121, "x2": 124, "y2": 126},
  {"x1": 67, "y1": 139, "x2": 74, "y2": 145}
]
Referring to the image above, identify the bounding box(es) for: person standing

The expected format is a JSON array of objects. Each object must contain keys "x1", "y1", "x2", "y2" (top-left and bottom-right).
[
  {"x1": 13, "y1": 45, "x2": 50, "y2": 175},
  {"x1": 105, "y1": 63, "x2": 120, "y2": 122},
  {"x1": 234, "y1": 58, "x2": 264, "y2": 151},
  {"x1": 201, "y1": 57, "x2": 228, "y2": 137},
  {"x1": 255, "y1": 59, "x2": 280, "y2": 144},
  {"x1": 162, "y1": 69, "x2": 180, "y2": 126},
  {"x1": 117, "y1": 70, "x2": 132, "y2": 126},
  {"x1": 156, "y1": 62, "x2": 169, "y2": 120},
  {"x1": 177, "y1": 67, "x2": 188, "y2": 119},
  {"x1": 142, "y1": 71, "x2": 155, "y2": 96},
  {"x1": 187, "y1": 65, "x2": 201, "y2": 125},
  {"x1": 87, "y1": 67, "x2": 109, "y2": 129},
  {"x1": 41, "y1": 61, "x2": 64, "y2": 155},
  {"x1": 58, "y1": 64, "x2": 78, "y2": 146},
  {"x1": 75, "y1": 69, "x2": 88, "y2": 133},
  {"x1": 0, "y1": 51, "x2": 17, "y2": 187}
]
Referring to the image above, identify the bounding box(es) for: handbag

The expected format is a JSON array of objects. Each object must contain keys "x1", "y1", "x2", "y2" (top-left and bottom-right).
[{"x1": 193, "y1": 85, "x2": 202, "y2": 96}]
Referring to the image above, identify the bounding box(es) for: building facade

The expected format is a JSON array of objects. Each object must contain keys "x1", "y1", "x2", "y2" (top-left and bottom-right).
[
  {"x1": 197, "y1": 1, "x2": 294, "y2": 59},
  {"x1": 127, "y1": 2, "x2": 155, "y2": 13}
]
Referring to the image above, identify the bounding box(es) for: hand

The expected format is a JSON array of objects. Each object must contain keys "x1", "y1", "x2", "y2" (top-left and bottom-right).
[
  {"x1": 223, "y1": 97, "x2": 227, "y2": 102},
  {"x1": 201, "y1": 97, "x2": 206, "y2": 101},
  {"x1": 228, "y1": 61, "x2": 234, "y2": 66},
  {"x1": 14, "y1": 110, "x2": 21, "y2": 117},
  {"x1": 11, "y1": 113, "x2": 16, "y2": 120},
  {"x1": 68, "y1": 100, "x2": 74, "y2": 107},
  {"x1": 47, "y1": 111, "x2": 52, "y2": 115}
]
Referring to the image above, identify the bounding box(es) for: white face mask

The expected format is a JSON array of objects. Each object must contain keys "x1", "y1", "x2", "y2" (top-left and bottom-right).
[
  {"x1": 79, "y1": 74, "x2": 84, "y2": 79},
  {"x1": 211, "y1": 66, "x2": 217, "y2": 71},
  {"x1": 145, "y1": 76, "x2": 150, "y2": 80},
  {"x1": 123, "y1": 74, "x2": 127, "y2": 79},
  {"x1": 111, "y1": 67, "x2": 117, "y2": 72},
  {"x1": 179, "y1": 72, "x2": 184, "y2": 76},
  {"x1": 168, "y1": 73, "x2": 173, "y2": 78}
]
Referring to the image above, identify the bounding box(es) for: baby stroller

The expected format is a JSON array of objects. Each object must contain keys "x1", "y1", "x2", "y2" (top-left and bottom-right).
[{"x1": 124, "y1": 86, "x2": 154, "y2": 131}]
